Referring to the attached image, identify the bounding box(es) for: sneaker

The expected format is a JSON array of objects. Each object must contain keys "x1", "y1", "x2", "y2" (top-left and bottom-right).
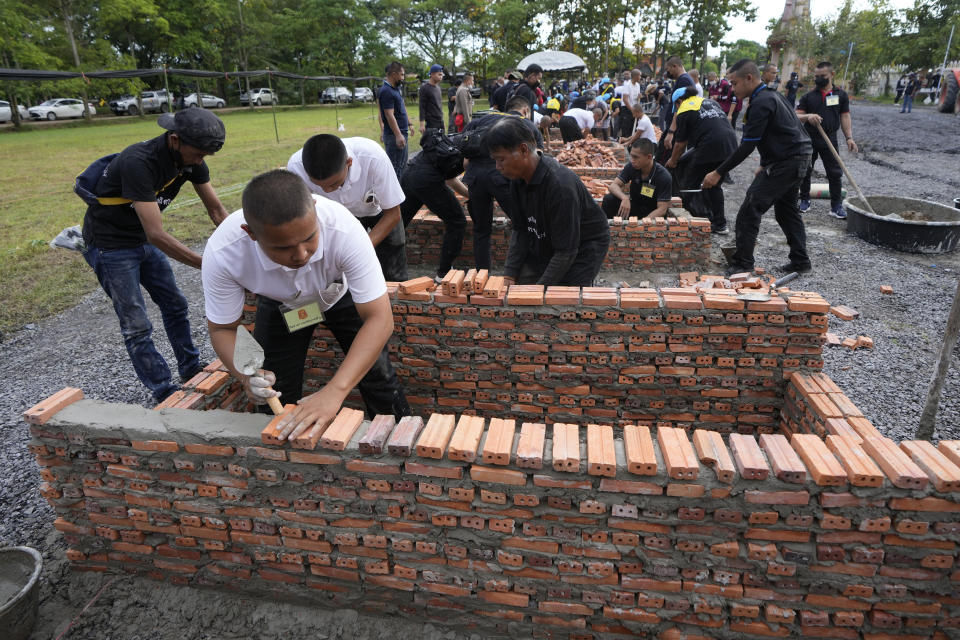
[
  {"x1": 711, "y1": 226, "x2": 729, "y2": 235},
  {"x1": 830, "y1": 205, "x2": 847, "y2": 219},
  {"x1": 777, "y1": 262, "x2": 812, "y2": 274},
  {"x1": 798, "y1": 199, "x2": 811, "y2": 213}
]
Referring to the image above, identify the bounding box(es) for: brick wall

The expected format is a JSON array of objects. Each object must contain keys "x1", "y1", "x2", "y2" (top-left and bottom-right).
[
  {"x1": 286, "y1": 283, "x2": 829, "y2": 434},
  {"x1": 405, "y1": 212, "x2": 711, "y2": 273},
  {"x1": 26, "y1": 388, "x2": 960, "y2": 639}
]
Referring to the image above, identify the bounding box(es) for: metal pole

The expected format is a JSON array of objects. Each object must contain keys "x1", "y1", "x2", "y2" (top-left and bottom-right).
[
  {"x1": 163, "y1": 65, "x2": 171, "y2": 112},
  {"x1": 842, "y1": 42, "x2": 853, "y2": 90},
  {"x1": 814, "y1": 121, "x2": 874, "y2": 214},
  {"x1": 267, "y1": 68, "x2": 279, "y2": 143},
  {"x1": 917, "y1": 277, "x2": 960, "y2": 440},
  {"x1": 936, "y1": 24, "x2": 955, "y2": 100}
]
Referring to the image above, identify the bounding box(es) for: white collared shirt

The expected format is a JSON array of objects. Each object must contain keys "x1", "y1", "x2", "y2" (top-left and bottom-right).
[
  {"x1": 286, "y1": 137, "x2": 405, "y2": 219},
  {"x1": 201, "y1": 195, "x2": 387, "y2": 325}
]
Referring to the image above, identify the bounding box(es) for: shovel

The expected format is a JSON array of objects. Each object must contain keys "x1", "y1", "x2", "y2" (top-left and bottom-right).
[
  {"x1": 233, "y1": 325, "x2": 284, "y2": 415},
  {"x1": 737, "y1": 272, "x2": 799, "y2": 302},
  {"x1": 813, "y1": 121, "x2": 876, "y2": 215}
]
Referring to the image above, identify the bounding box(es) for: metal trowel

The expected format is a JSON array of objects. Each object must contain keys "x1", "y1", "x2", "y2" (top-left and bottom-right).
[
  {"x1": 736, "y1": 272, "x2": 799, "y2": 302},
  {"x1": 233, "y1": 325, "x2": 284, "y2": 415}
]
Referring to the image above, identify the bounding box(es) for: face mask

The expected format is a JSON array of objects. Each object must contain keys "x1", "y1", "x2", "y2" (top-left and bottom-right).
[{"x1": 814, "y1": 76, "x2": 830, "y2": 88}]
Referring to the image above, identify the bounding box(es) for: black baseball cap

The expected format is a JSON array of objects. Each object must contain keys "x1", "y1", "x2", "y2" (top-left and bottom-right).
[{"x1": 158, "y1": 109, "x2": 226, "y2": 153}]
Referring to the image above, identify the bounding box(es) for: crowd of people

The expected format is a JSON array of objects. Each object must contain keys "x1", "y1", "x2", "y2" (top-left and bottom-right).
[{"x1": 72, "y1": 54, "x2": 862, "y2": 438}]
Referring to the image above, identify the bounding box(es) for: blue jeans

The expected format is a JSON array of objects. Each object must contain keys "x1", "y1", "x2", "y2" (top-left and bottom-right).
[
  {"x1": 382, "y1": 129, "x2": 409, "y2": 180},
  {"x1": 83, "y1": 244, "x2": 201, "y2": 402},
  {"x1": 901, "y1": 95, "x2": 913, "y2": 113}
]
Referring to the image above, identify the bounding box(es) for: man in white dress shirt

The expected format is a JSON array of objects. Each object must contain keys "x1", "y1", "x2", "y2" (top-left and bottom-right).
[
  {"x1": 287, "y1": 134, "x2": 408, "y2": 281},
  {"x1": 202, "y1": 169, "x2": 410, "y2": 441}
]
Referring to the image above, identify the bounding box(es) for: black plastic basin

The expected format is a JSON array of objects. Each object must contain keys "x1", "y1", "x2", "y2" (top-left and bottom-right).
[{"x1": 845, "y1": 195, "x2": 960, "y2": 254}]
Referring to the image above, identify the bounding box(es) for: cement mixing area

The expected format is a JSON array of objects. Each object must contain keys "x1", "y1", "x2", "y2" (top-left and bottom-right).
[{"x1": 3, "y1": 100, "x2": 960, "y2": 640}]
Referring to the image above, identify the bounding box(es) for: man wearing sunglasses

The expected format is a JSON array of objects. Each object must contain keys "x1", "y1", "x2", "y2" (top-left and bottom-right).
[
  {"x1": 79, "y1": 108, "x2": 229, "y2": 403},
  {"x1": 202, "y1": 169, "x2": 411, "y2": 440}
]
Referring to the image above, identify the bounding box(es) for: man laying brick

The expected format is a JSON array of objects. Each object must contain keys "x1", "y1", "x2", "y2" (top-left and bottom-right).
[
  {"x1": 201, "y1": 169, "x2": 410, "y2": 440},
  {"x1": 486, "y1": 117, "x2": 610, "y2": 286}
]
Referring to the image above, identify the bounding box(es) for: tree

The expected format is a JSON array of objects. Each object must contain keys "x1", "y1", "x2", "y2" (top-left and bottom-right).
[
  {"x1": 683, "y1": 0, "x2": 756, "y2": 71},
  {"x1": 720, "y1": 39, "x2": 768, "y2": 67},
  {"x1": 896, "y1": 0, "x2": 960, "y2": 69}
]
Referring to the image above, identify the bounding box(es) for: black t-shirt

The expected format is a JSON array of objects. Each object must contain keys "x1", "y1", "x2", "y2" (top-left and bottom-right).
[
  {"x1": 673, "y1": 97, "x2": 738, "y2": 159},
  {"x1": 618, "y1": 160, "x2": 672, "y2": 213},
  {"x1": 447, "y1": 85, "x2": 457, "y2": 115},
  {"x1": 797, "y1": 86, "x2": 849, "y2": 137},
  {"x1": 664, "y1": 73, "x2": 693, "y2": 127},
  {"x1": 493, "y1": 81, "x2": 518, "y2": 112},
  {"x1": 419, "y1": 82, "x2": 444, "y2": 129},
  {"x1": 505, "y1": 154, "x2": 609, "y2": 284},
  {"x1": 82, "y1": 133, "x2": 210, "y2": 249},
  {"x1": 741, "y1": 85, "x2": 812, "y2": 165},
  {"x1": 513, "y1": 82, "x2": 537, "y2": 119}
]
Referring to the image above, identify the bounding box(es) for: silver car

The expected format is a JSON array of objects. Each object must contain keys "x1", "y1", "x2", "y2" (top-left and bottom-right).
[
  {"x1": 0, "y1": 100, "x2": 29, "y2": 123},
  {"x1": 184, "y1": 93, "x2": 226, "y2": 108},
  {"x1": 353, "y1": 87, "x2": 375, "y2": 103},
  {"x1": 240, "y1": 88, "x2": 277, "y2": 106}
]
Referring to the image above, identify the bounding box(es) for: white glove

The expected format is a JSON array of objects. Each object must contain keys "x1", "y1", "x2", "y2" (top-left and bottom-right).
[{"x1": 245, "y1": 369, "x2": 280, "y2": 403}]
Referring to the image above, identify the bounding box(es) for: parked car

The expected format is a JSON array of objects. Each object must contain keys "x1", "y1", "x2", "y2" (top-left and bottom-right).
[
  {"x1": 28, "y1": 98, "x2": 95, "y2": 120},
  {"x1": 109, "y1": 90, "x2": 170, "y2": 116},
  {"x1": 321, "y1": 86, "x2": 352, "y2": 103},
  {"x1": 0, "y1": 100, "x2": 29, "y2": 123},
  {"x1": 353, "y1": 87, "x2": 374, "y2": 103},
  {"x1": 183, "y1": 93, "x2": 226, "y2": 109},
  {"x1": 240, "y1": 88, "x2": 277, "y2": 106}
]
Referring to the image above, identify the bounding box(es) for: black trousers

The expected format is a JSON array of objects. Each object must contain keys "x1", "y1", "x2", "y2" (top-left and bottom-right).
[
  {"x1": 254, "y1": 293, "x2": 410, "y2": 419},
  {"x1": 558, "y1": 116, "x2": 584, "y2": 142},
  {"x1": 730, "y1": 155, "x2": 812, "y2": 271},
  {"x1": 800, "y1": 136, "x2": 844, "y2": 207},
  {"x1": 681, "y1": 161, "x2": 727, "y2": 230},
  {"x1": 619, "y1": 108, "x2": 635, "y2": 138},
  {"x1": 356, "y1": 212, "x2": 408, "y2": 282},
  {"x1": 464, "y1": 163, "x2": 515, "y2": 270},
  {"x1": 600, "y1": 192, "x2": 657, "y2": 219},
  {"x1": 400, "y1": 163, "x2": 467, "y2": 276}
]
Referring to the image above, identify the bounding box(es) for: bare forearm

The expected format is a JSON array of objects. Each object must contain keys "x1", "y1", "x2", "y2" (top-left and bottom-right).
[
  {"x1": 385, "y1": 111, "x2": 402, "y2": 137},
  {"x1": 607, "y1": 180, "x2": 628, "y2": 201},
  {"x1": 840, "y1": 113, "x2": 853, "y2": 139},
  {"x1": 368, "y1": 206, "x2": 401, "y2": 246},
  {"x1": 148, "y1": 230, "x2": 202, "y2": 268},
  {"x1": 668, "y1": 140, "x2": 687, "y2": 165}
]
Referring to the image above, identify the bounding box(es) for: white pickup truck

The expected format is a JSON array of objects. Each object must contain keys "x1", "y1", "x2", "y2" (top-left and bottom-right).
[{"x1": 109, "y1": 90, "x2": 171, "y2": 116}]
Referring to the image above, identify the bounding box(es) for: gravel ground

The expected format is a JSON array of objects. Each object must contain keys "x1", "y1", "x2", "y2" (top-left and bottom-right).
[{"x1": 2, "y1": 101, "x2": 959, "y2": 639}]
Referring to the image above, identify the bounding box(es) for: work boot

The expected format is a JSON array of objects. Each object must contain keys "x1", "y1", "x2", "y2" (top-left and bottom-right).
[
  {"x1": 723, "y1": 264, "x2": 753, "y2": 278},
  {"x1": 830, "y1": 204, "x2": 847, "y2": 219},
  {"x1": 798, "y1": 199, "x2": 811, "y2": 213},
  {"x1": 776, "y1": 262, "x2": 812, "y2": 274}
]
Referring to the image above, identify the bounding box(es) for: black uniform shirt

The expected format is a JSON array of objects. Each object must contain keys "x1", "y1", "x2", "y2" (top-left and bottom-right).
[
  {"x1": 504, "y1": 154, "x2": 609, "y2": 284},
  {"x1": 419, "y1": 82, "x2": 444, "y2": 129},
  {"x1": 618, "y1": 160, "x2": 673, "y2": 210},
  {"x1": 740, "y1": 85, "x2": 811, "y2": 165},
  {"x1": 513, "y1": 81, "x2": 537, "y2": 119},
  {"x1": 673, "y1": 97, "x2": 738, "y2": 159},
  {"x1": 796, "y1": 86, "x2": 849, "y2": 137},
  {"x1": 82, "y1": 133, "x2": 210, "y2": 249}
]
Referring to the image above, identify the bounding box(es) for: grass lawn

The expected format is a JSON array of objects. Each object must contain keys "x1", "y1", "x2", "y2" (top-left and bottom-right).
[{"x1": 0, "y1": 103, "x2": 421, "y2": 334}]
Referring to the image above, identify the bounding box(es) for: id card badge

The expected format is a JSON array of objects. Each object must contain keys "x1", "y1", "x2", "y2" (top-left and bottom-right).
[
  {"x1": 280, "y1": 301, "x2": 324, "y2": 333},
  {"x1": 640, "y1": 184, "x2": 655, "y2": 198},
  {"x1": 825, "y1": 95, "x2": 840, "y2": 107}
]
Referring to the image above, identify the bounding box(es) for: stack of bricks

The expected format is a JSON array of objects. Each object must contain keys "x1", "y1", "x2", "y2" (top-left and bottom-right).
[
  {"x1": 27, "y1": 389, "x2": 960, "y2": 639},
  {"x1": 300, "y1": 282, "x2": 830, "y2": 433}
]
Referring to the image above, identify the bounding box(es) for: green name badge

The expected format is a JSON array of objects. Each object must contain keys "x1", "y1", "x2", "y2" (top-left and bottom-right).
[
  {"x1": 281, "y1": 301, "x2": 324, "y2": 332},
  {"x1": 641, "y1": 185, "x2": 655, "y2": 197},
  {"x1": 825, "y1": 95, "x2": 840, "y2": 107}
]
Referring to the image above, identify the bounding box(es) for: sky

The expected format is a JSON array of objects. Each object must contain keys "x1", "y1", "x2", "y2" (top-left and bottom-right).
[{"x1": 717, "y1": 0, "x2": 916, "y2": 52}]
